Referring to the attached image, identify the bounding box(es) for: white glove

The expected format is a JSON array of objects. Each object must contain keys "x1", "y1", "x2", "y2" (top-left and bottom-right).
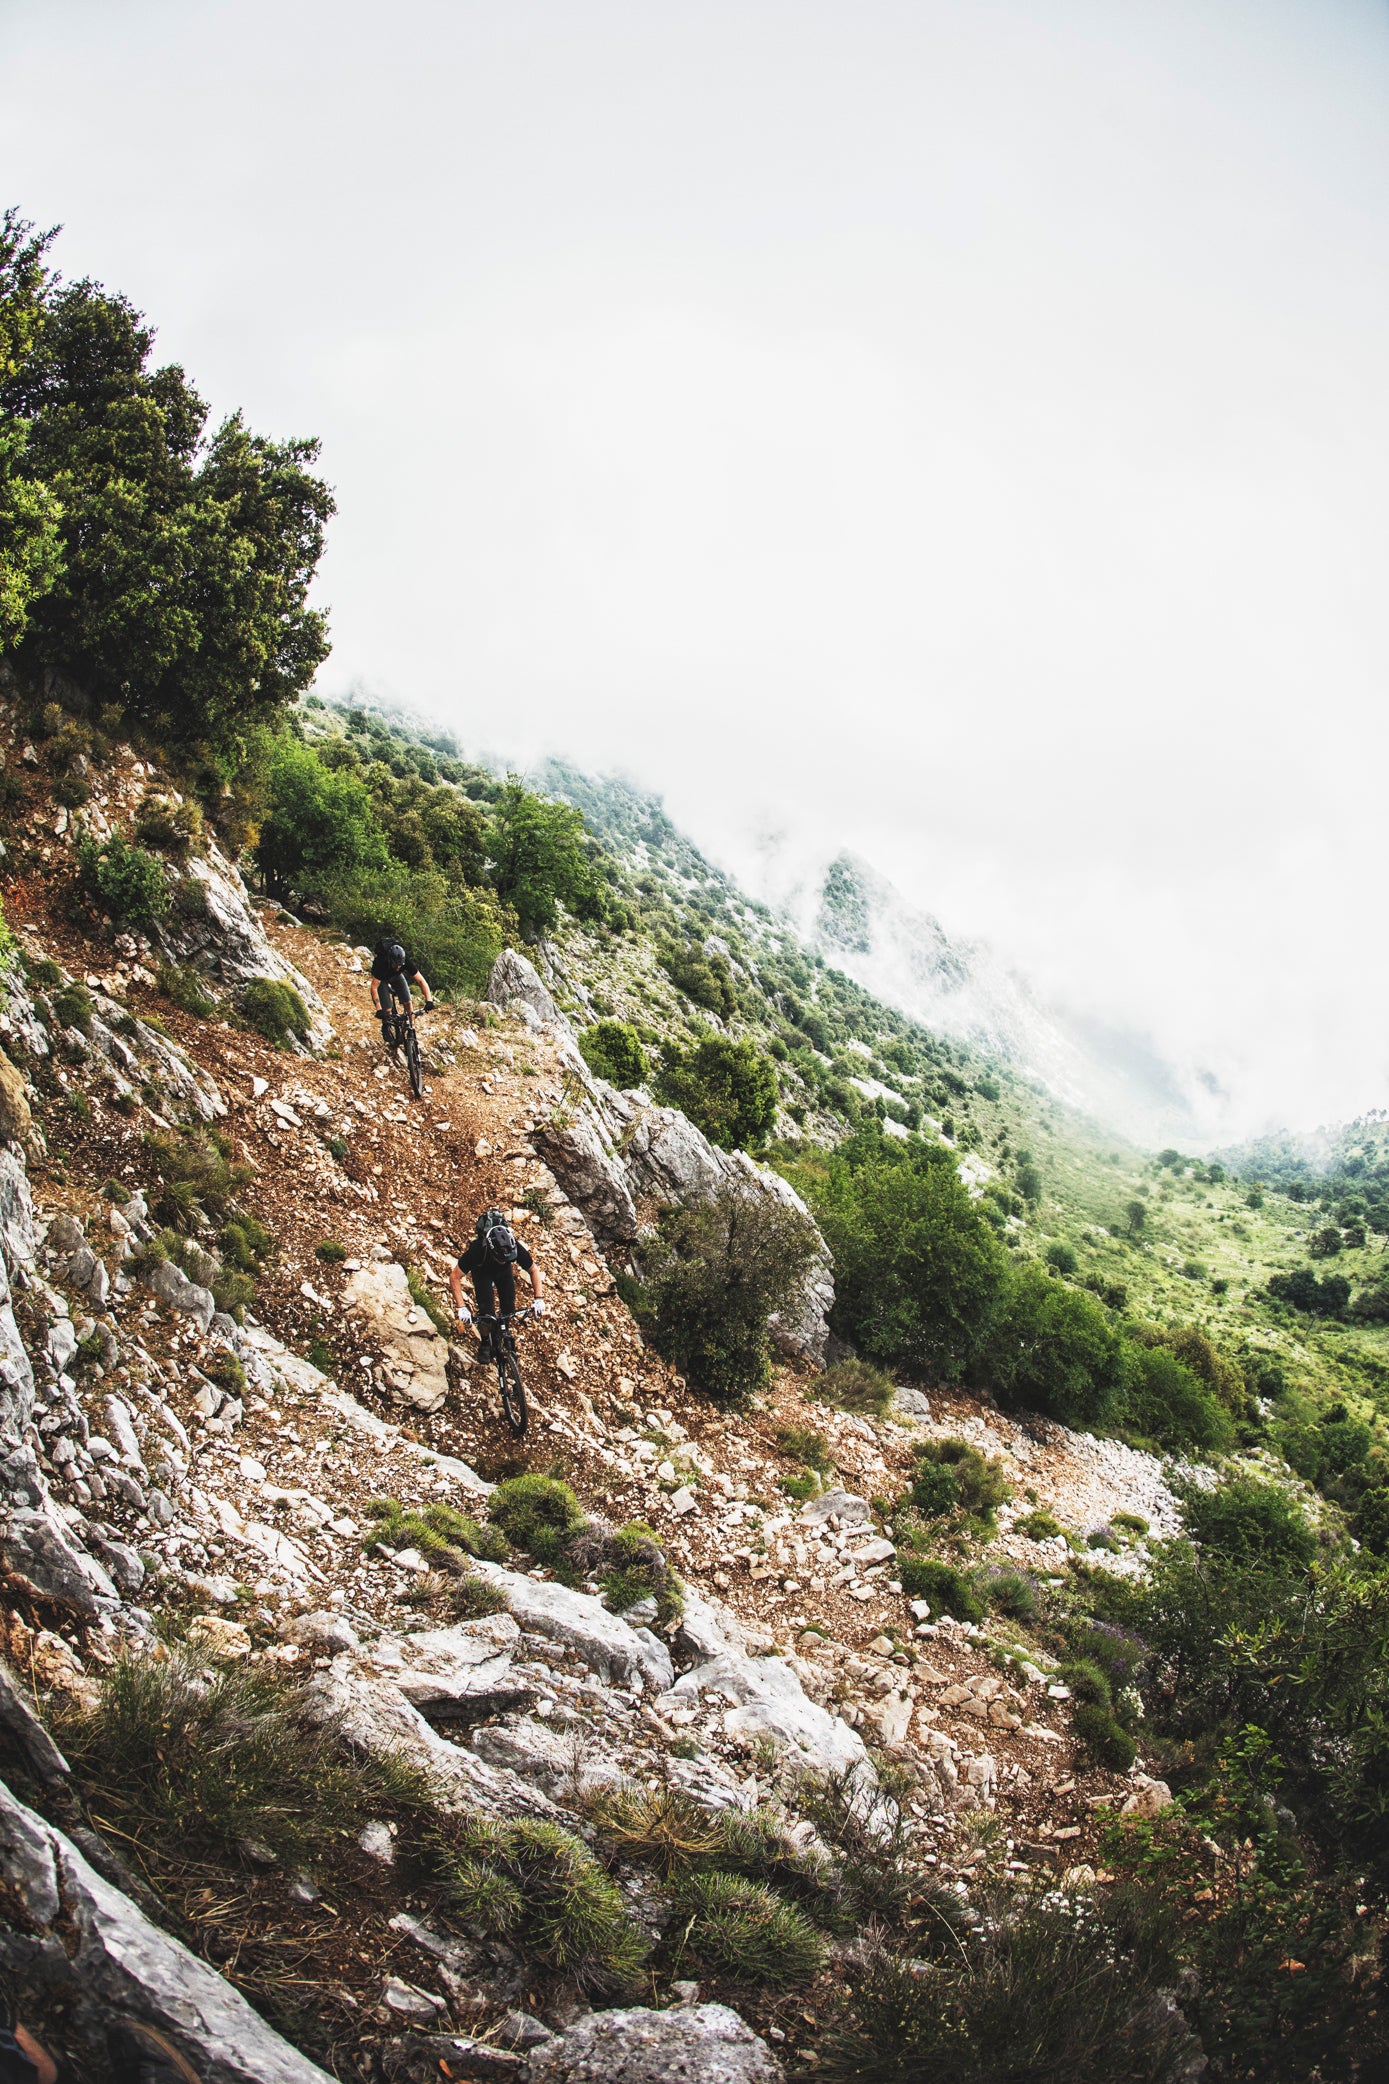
[
  {"x1": 456, "y1": 1307, "x2": 473, "y2": 1326},
  {"x1": 531, "y1": 1297, "x2": 546, "y2": 1317}
]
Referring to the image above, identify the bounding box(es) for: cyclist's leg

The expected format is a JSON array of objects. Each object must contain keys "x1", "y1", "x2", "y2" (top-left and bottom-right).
[
  {"x1": 474, "y1": 1273, "x2": 498, "y2": 1360},
  {"x1": 495, "y1": 1265, "x2": 518, "y2": 1336}
]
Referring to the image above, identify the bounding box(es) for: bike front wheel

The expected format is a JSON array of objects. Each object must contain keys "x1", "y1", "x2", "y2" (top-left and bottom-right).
[
  {"x1": 405, "y1": 1023, "x2": 423, "y2": 1098},
  {"x1": 497, "y1": 1348, "x2": 528, "y2": 1436}
]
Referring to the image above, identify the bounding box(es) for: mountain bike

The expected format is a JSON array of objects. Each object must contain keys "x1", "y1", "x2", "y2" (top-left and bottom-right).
[
  {"x1": 480, "y1": 1306, "x2": 532, "y2": 1436},
  {"x1": 385, "y1": 996, "x2": 430, "y2": 1099}
]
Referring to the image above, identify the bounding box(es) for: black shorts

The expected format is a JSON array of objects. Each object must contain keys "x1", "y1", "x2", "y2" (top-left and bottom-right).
[
  {"x1": 379, "y1": 977, "x2": 411, "y2": 1024},
  {"x1": 474, "y1": 1267, "x2": 518, "y2": 1321}
]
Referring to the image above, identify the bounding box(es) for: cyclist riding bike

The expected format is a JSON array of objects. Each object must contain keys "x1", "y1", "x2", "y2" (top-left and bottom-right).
[
  {"x1": 369, "y1": 937, "x2": 434, "y2": 1060},
  {"x1": 450, "y1": 1207, "x2": 545, "y2": 1363}
]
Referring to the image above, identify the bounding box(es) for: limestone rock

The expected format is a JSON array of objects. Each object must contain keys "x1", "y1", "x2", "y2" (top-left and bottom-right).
[
  {"x1": 365, "y1": 1615, "x2": 529, "y2": 1717},
  {"x1": 146, "y1": 1258, "x2": 215, "y2": 1332},
  {"x1": 471, "y1": 1564, "x2": 673, "y2": 1691},
  {"x1": 0, "y1": 1774, "x2": 334, "y2": 2081},
  {"x1": 278, "y1": 1609, "x2": 360, "y2": 1655},
  {"x1": 1, "y1": 1508, "x2": 118, "y2": 1616},
  {"x1": 342, "y1": 1259, "x2": 449, "y2": 1412},
  {"x1": 0, "y1": 1047, "x2": 34, "y2": 1154},
  {"x1": 661, "y1": 1650, "x2": 870, "y2": 1780},
  {"x1": 528, "y1": 2003, "x2": 783, "y2": 2084},
  {"x1": 799, "y1": 1488, "x2": 874, "y2": 1529},
  {"x1": 157, "y1": 835, "x2": 333, "y2": 1050},
  {"x1": 486, "y1": 947, "x2": 573, "y2": 1032}
]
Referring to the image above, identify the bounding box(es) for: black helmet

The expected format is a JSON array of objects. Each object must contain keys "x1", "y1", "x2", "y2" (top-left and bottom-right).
[
  {"x1": 388, "y1": 943, "x2": 407, "y2": 970},
  {"x1": 477, "y1": 1209, "x2": 518, "y2": 1262}
]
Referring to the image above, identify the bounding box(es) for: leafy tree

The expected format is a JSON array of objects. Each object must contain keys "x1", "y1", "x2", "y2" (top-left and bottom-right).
[
  {"x1": 579, "y1": 1019, "x2": 649, "y2": 1090},
  {"x1": 805, "y1": 1130, "x2": 1005, "y2": 1381},
  {"x1": 1268, "y1": 1267, "x2": 1350, "y2": 1317},
  {"x1": 1119, "y1": 1342, "x2": 1234, "y2": 1454},
  {"x1": 975, "y1": 1262, "x2": 1123, "y2": 1427},
  {"x1": 1309, "y1": 1224, "x2": 1344, "y2": 1259},
  {"x1": 623, "y1": 1190, "x2": 819, "y2": 1405},
  {"x1": 0, "y1": 211, "x2": 61, "y2": 646},
  {"x1": 1124, "y1": 1198, "x2": 1146, "y2": 1236},
  {"x1": 254, "y1": 738, "x2": 388, "y2": 897},
  {"x1": 487, "y1": 780, "x2": 592, "y2": 937},
  {"x1": 656, "y1": 1035, "x2": 778, "y2": 1151},
  {"x1": 1, "y1": 270, "x2": 332, "y2": 744},
  {"x1": 1043, "y1": 1239, "x2": 1078, "y2": 1274},
  {"x1": 317, "y1": 860, "x2": 504, "y2": 998}
]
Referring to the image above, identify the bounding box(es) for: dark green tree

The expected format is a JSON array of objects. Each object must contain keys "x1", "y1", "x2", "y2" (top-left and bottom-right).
[
  {"x1": 975, "y1": 1262, "x2": 1123, "y2": 1427},
  {"x1": 254, "y1": 738, "x2": 388, "y2": 898},
  {"x1": 656, "y1": 1035, "x2": 779, "y2": 1151},
  {"x1": 487, "y1": 781, "x2": 593, "y2": 937}
]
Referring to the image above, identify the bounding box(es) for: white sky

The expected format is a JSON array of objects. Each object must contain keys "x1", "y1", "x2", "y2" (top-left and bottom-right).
[{"x1": 4, "y1": 0, "x2": 1388, "y2": 1137}]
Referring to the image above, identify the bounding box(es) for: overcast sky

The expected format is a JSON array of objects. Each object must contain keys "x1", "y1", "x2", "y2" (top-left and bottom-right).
[{"x1": 4, "y1": 0, "x2": 1388, "y2": 1138}]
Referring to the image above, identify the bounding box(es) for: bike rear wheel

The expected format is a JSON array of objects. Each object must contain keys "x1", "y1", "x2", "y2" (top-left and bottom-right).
[
  {"x1": 404, "y1": 1022, "x2": 423, "y2": 1098},
  {"x1": 497, "y1": 1347, "x2": 528, "y2": 1436}
]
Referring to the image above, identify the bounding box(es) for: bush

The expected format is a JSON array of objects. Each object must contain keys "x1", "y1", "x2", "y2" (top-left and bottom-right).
[
  {"x1": 1059, "y1": 1658, "x2": 1112, "y2": 1707},
  {"x1": 912, "y1": 1436, "x2": 1011, "y2": 1522},
  {"x1": 676, "y1": 1871, "x2": 828, "y2": 1983},
  {"x1": 797, "y1": 1127, "x2": 1005, "y2": 1382},
  {"x1": 487, "y1": 780, "x2": 596, "y2": 937},
  {"x1": 75, "y1": 832, "x2": 169, "y2": 928},
  {"x1": 974, "y1": 1261, "x2": 1123, "y2": 1428},
  {"x1": 135, "y1": 792, "x2": 203, "y2": 855},
  {"x1": 315, "y1": 1239, "x2": 347, "y2": 1262},
  {"x1": 1119, "y1": 1341, "x2": 1234, "y2": 1454},
  {"x1": 50, "y1": 980, "x2": 92, "y2": 1034},
  {"x1": 593, "y1": 1520, "x2": 683, "y2": 1628},
  {"x1": 314, "y1": 860, "x2": 505, "y2": 998},
  {"x1": 157, "y1": 962, "x2": 217, "y2": 1018},
  {"x1": 1178, "y1": 1475, "x2": 1316, "y2": 1570},
  {"x1": 655, "y1": 1034, "x2": 779, "y2": 1151},
  {"x1": 1017, "y1": 1508, "x2": 1064, "y2": 1540},
  {"x1": 812, "y1": 1358, "x2": 895, "y2": 1417},
  {"x1": 816, "y1": 1901, "x2": 1187, "y2": 2084},
  {"x1": 661, "y1": 944, "x2": 737, "y2": 1019},
  {"x1": 1072, "y1": 1699, "x2": 1138, "y2": 1770},
  {"x1": 579, "y1": 1018, "x2": 649, "y2": 1089},
  {"x1": 907, "y1": 1461, "x2": 960, "y2": 1518},
  {"x1": 254, "y1": 737, "x2": 388, "y2": 898},
  {"x1": 984, "y1": 1569, "x2": 1040, "y2": 1622},
  {"x1": 241, "y1": 978, "x2": 311, "y2": 1046},
  {"x1": 1043, "y1": 1239, "x2": 1078, "y2": 1274},
  {"x1": 56, "y1": 1650, "x2": 428, "y2": 1870},
  {"x1": 438, "y1": 1814, "x2": 645, "y2": 1988},
  {"x1": 622, "y1": 1189, "x2": 818, "y2": 1406},
  {"x1": 143, "y1": 1125, "x2": 242, "y2": 1230},
  {"x1": 488, "y1": 1473, "x2": 587, "y2": 1575},
  {"x1": 365, "y1": 1496, "x2": 509, "y2": 1564},
  {"x1": 897, "y1": 1556, "x2": 983, "y2": 1622}
]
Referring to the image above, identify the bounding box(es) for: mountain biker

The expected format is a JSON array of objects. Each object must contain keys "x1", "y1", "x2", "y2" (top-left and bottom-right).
[
  {"x1": 369, "y1": 936, "x2": 433, "y2": 1059},
  {"x1": 450, "y1": 1208, "x2": 545, "y2": 1362}
]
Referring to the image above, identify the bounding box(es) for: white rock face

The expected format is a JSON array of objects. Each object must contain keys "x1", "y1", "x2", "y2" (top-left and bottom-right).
[
  {"x1": 529, "y1": 2003, "x2": 784, "y2": 2084},
  {"x1": 158, "y1": 836, "x2": 333, "y2": 1050},
  {"x1": 342, "y1": 1258, "x2": 449, "y2": 1412},
  {"x1": 660, "y1": 1649, "x2": 871, "y2": 1780},
  {"x1": 0, "y1": 1775, "x2": 334, "y2": 2082},
  {"x1": 471, "y1": 1563, "x2": 674, "y2": 1692}
]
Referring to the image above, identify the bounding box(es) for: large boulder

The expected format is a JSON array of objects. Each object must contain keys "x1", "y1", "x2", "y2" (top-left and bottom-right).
[
  {"x1": 342, "y1": 1259, "x2": 449, "y2": 1412},
  {"x1": 0, "y1": 1773, "x2": 334, "y2": 2082},
  {"x1": 471, "y1": 1564, "x2": 674, "y2": 1691},
  {"x1": 486, "y1": 948, "x2": 571, "y2": 1033},
  {"x1": 529, "y1": 2004, "x2": 783, "y2": 2084},
  {"x1": 535, "y1": 1076, "x2": 834, "y2": 1364},
  {"x1": 659, "y1": 1649, "x2": 870, "y2": 1781},
  {"x1": 157, "y1": 833, "x2": 333, "y2": 1050}
]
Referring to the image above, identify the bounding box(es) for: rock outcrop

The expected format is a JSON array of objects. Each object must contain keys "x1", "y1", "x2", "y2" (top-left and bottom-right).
[
  {"x1": 0, "y1": 1771, "x2": 334, "y2": 2082},
  {"x1": 487, "y1": 950, "x2": 834, "y2": 1362},
  {"x1": 342, "y1": 1257, "x2": 450, "y2": 1412},
  {"x1": 528, "y1": 2003, "x2": 783, "y2": 2084},
  {"x1": 158, "y1": 833, "x2": 334, "y2": 1049}
]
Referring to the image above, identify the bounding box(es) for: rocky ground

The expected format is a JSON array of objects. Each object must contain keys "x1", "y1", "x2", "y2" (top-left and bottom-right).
[{"x1": 0, "y1": 725, "x2": 1189, "y2": 2080}]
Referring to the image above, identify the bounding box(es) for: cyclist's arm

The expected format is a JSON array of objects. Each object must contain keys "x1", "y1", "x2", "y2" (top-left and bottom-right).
[
  {"x1": 370, "y1": 976, "x2": 382, "y2": 1011},
  {"x1": 411, "y1": 968, "x2": 434, "y2": 1004},
  {"x1": 528, "y1": 1263, "x2": 543, "y2": 1301},
  {"x1": 449, "y1": 1264, "x2": 469, "y2": 1317}
]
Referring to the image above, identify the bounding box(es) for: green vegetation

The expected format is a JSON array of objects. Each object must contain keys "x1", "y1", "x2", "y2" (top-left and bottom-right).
[
  {"x1": 675, "y1": 1871, "x2": 828, "y2": 1983},
  {"x1": 578, "y1": 1017, "x2": 649, "y2": 1089},
  {"x1": 436, "y1": 1814, "x2": 646, "y2": 1989},
  {"x1": 364, "y1": 1496, "x2": 509, "y2": 1564},
  {"x1": 75, "y1": 831, "x2": 169, "y2": 928},
  {"x1": 241, "y1": 978, "x2": 311, "y2": 1046},
  {"x1": 655, "y1": 1033, "x2": 779, "y2": 1151},
  {"x1": 487, "y1": 1473, "x2": 588, "y2": 1579},
  {"x1": 897, "y1": 1556, "x2": 984, "y2": 1622},
  {"x1": 618, "y1": 1188, "x2": 818, "y2": 1405},
  {"x1": 812, "y1": 1357, "x2": 896, "y2": 1417}
]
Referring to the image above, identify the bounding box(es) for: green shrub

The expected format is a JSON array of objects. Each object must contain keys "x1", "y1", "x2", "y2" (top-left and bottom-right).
[
  {"x1": 143, "y1": 1125, "x2": 242, "y2": 1231},
  {"x1": 1072, "y1": 1700, "x2": 1137, "y2": 1770},
  {"x1": 253, "y1": 737, "x2": 389, "y2": 898},
  {"x1": 623, "y1": 1189, "x2": 818, "y2": 1406},
  {"x1": 157, "y1": 963, "x2": 217, "y2": 1018},
  {"x1": 912, "y1": 1436, "x2": 1011, "y2": 1522},
  {"x1": 897, "y1": 1557, "x2": 983, "y2": 1622},
  {"x1": 660, "y1": 945, "x2": 737, "y2": 1019},
  {"x1": 675, "y1": 1871, "x2": 828, "y2": 1983},
  {"x1": 315, "y1": 860, "x2": 505, "y2": 997},
  {"x1": 56, "y1": 1651, "x2": 428, "y2": 1870},
  {"x1": 444, "y1": 1571, "x2": 509, "y2": 1620},
  {"x1": 51, "y1": 981, "x2": 92, "y2": 1034},
  {"x1": 241, "y1": 978, "x2": 311, "y2": 1046},
  {"x1": 1120, "y1": 1341, "x2": 1234, "y2": 1454},
  {"x1": 488, "y1": 1473, "x2": 587, "y2": 1575},
  {"x1": 579, "y1": 1018, "x2": 649, "y2": 1089},
  {"x1": 907, "y1": 1460, "x2": 960, "y2": 1518},
  {"x1": 812, "y1": 1358, "x2": 895, "y2": 1417},
  {"x1": 974, "y1": 1261, "x2": 1124, "y2": 1428},
  {"x1": 365, "y1": 1496, "x2": 509, "y2": 1563},
  {"x1": 75, "y1": 832, "x2": 169, "y2": 928},
  {"x1": 203, "y1": 1347, "x2": 246, "y2": 1396},
  {"x1": 438, "y1": 1814, "x2": 646, "y2": 1988},
  {"x1": 315, "y1": 1239, "x2": 347, "y2": 1262},
  {"x1": 135, "y1": 793, "x2": 204, "y2": 855},
  {"x1": 1179, "y1": 1475, "x2": 1316, "y2": 1569},
  {"x1": 984, "y1": 1569, "x2": 1039, "y2": 1622},
  {"x1": 487, "y1": 780, "x2": 597, "y2": 938},
  {"x1": 793, "y1": 1126, "x2": 1005, "y2": 1382},
  {"x1": 594, "y1": 1520, "x2": 683, "y2": 1628},
  {"x1": 1059, "y1": 1658, "x2": 1112, "y2": 1707},
  {"x1": 1016, "y1": 1508, "x2": 1064, "y2": 1540},
  {"x1": 1043, "y1": 1239, "x2": 1079, "y2": 1274},
  {"x1": 655, "y1": 1034, "x2": 779, "y2": 1151},
  {"x1": 589, "y1": 1782, "x2": 721, "y2": 1877}
]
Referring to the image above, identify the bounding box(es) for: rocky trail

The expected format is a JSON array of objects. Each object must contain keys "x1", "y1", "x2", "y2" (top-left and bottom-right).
[{"x1": 0, "y1": 728, "x2": 1189, "y2": 2080}]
